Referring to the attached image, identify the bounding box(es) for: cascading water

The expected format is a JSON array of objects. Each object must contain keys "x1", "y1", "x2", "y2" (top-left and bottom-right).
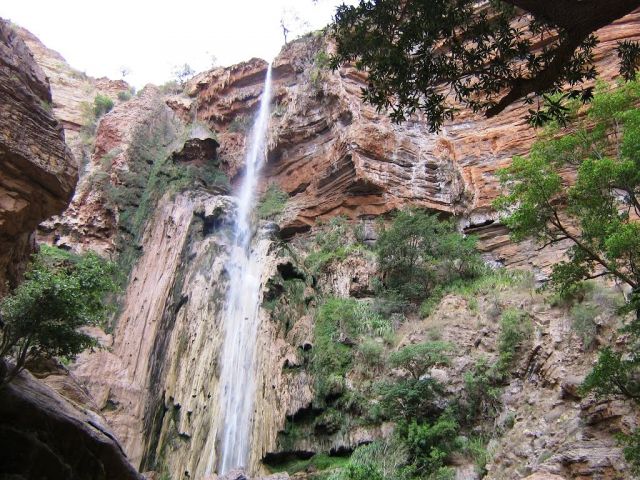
[{"x1": 205, "y1": 64, "x2": 273, "y2": 475}]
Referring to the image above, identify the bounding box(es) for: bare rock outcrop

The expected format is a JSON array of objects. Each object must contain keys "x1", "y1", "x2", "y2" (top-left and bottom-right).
[
  {"x1": 0, "y1": 18, "x2": 76, "y2": 294},
  {"x1": 0, "y1": 360, "x2": 142, "y2": 480},
  {"x1": 14, "y1": 24, "x2": 130, "y2": 166}
]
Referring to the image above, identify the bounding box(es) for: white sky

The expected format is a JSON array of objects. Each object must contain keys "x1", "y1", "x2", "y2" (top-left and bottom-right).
[{"x1": 1, "y1": 0, "x2": 353, "y2": 88}]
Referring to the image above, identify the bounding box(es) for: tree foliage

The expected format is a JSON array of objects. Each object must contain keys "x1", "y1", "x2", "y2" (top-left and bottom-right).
[
  {"x1": 330, "y1": 0, "x2": 640, "y2": 131},
  {"x1": 388, "y1": 341, "x2": 452, "y2": 379},
  {"x1": 495, "y1": 79, "x2": 640, "y2": 304},
  {"x1": 376, "y1": 209, "x2": 483, "y2": 302},
  {"x1": 496, "y1": 78, "x2": 640, "y2": 472},
  {"x1": 0, "y1": 246, "x2": 118, "y2": 384},
  {"x1": 93, "y1": 94, "x2": 114, "y2": 118}
]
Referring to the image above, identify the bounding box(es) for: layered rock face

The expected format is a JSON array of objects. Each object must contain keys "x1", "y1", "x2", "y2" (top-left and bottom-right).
[
  {"x1": 14, "y1": 24, "x2": 130, "y2": 166},
  {"x1": 190, "y1": 12, "x2": 640, "y2": 276},
  {"x1": 15, "y1": 8, "x2": 639, "y2": 480},
  {"x1": 12, "y1": 24, "x2": 134, "y2": 255},
  {"x1": 0, "y1": 18, "x2": 76, "y2": 294}
]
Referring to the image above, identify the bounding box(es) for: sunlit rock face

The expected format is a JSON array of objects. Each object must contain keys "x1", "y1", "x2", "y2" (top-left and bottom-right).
[
  {"x1": 14, "y1": 24, "x2": 130, "y2": 166},
  {"x1": 0, "y1": 18, "x2": 76, "y2": 295},
  {"x1": 190, "y1": 11, "x2": 640, "y2": 279},
  {"x1": 11, "y1": 24, "x2": 137, "y2": 256},
  {"x1": 38, "y1": 85, "x2": 178, "y2": 256}
]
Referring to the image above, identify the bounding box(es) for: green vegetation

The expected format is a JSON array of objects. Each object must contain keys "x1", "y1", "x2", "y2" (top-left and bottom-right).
[
  {"x1": 571, "y1": 303, "x2": 599, "y2": 350},
  {"x1": 387, "y1": 341, "x2": 451, "y2": 379},
  {"x1": 0, "y1": 246, "x2": 117, "y2": 385},
  {"x1": 93, "y1": 94, "x2": 114, "y2": 117},
  {"x1": 330, "y1": 0, "x2": 639, "y2": 130},
  {"x1": 117, "y1": 90, "x2": 132, "y2": 101},
  {"x1": 496, "y1": 309, "x2": 533, "y2": 375},
  {"x1": 269, "y1": 453, "x2": 349, "y2": 476},
  {"x1": 312, "y1": 297, "x2": 392, "y2": 400},
  {"x1": 376, "y1": 209, "x2": 483, "y2": 305},
  {"x1": 305, "y1": 216, "x2": 366, "y2": 275},
  {"x1": 496, "y1": 78, "x2": 640, "y2": 472},
  {"x1": 495, "y1": 79, "x2": 640, "y2": 306},
  {"x1": 257, "y1": 183, "x2": 288, "y2": 220}
]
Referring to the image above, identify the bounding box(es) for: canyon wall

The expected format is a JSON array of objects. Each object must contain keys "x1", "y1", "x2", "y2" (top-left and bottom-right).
[
  {"x1": 12, "y1": 8, "x2": 640, "y2": 480},
  {"x1": 0, "y1": 18, "x2": 76, "y2": 294},
  {"x1": 0, "y1": 18, "x2": 144, "y2": 480}
]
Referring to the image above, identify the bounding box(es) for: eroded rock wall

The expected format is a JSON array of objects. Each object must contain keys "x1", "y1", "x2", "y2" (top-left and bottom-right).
[
  {"x1": 19, "y1": 8, "x2": 639, "y2": 480},
  {"x1": 188, "y1": 12, "x2": 640, "y2": 278},
  {"x1": 0, "y1": 18, "x2": 76, "y2": 294}
]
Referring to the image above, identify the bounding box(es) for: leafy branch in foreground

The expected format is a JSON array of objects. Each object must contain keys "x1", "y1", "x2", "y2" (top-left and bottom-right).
[
  {"x1": 330, "y1": 0, "x2": 640, "y2": 131},
  {"x1": 0, "y1": 246, "x2": 118, "y2": 385}
]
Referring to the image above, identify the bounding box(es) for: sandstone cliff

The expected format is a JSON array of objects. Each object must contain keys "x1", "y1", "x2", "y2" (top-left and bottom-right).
[
  {"x1": 0, "y1": 18, "x2": 76, "y2": 294},
  {"x1": 12, "y1": 24, "x2": 134, "y2": 255},
  {"x1": 13, "y1": 8, "x2": 640, "y2": 480}
]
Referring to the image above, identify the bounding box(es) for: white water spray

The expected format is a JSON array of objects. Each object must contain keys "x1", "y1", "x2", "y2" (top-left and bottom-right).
[{"x1": 206, "y1": 64, "x2": 273, "y2": 475}]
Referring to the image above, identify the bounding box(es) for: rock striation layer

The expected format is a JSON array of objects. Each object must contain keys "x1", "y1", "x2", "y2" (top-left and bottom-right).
[{"x1": 0, "y1": 18, "x2": 76, "y2": 294}]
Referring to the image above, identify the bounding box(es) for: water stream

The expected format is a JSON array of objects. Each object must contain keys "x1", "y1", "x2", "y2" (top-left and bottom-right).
[{"x1": 205, "y1": 64, "x2": 273, "y2": 475}]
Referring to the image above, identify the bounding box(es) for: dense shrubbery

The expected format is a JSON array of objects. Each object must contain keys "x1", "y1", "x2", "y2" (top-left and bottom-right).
[
  {"x1": 376, "y1": 209, "x2": 484, "y2": 304},
  {"x1": 93, "y1": 94, "x2": 114, "y2": 117},
  {"x1": 0, "y1": 246, "x2": 117, "y2": 384},
  {"x1": 312, "y1": 297, "x2": 392, "y2": 400}
]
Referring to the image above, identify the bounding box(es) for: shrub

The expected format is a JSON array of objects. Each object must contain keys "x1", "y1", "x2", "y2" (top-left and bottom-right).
[
  {"x1": 340, "y1": 463, "x2": 384, "y2": 480},
  {"x1": 117, "y1": 90, "x2": 132, "y2": 101},
  {"x1": 0, "y1": 246, "x2": 117, "y2": 384},
  {"x1": 312, "y1": 298, "x2": 357, "y2": 399},
  {"x1": 462, "y1": 436, "x2": 491, "y2": 477},
  {"x1": 93, "y1": 94, "x2": 114, "y2": 117},
  {"x1": 459, "y1": 358, "x2": 502, "y2": 426},
  {"x1": 305, "y1": 216, "x2": 362, "y2": 275},
  {"x1": 257, "y1": 184, "x2": 288, "y2": 220},
  {"x1": 343, "y1": 440, "x2": 407, "y2": 480},
  {"x1": 402, "y1": 413, "x2": 459, "y2": 477},
  {"x1": 571, "y1": 303, "x2": 599, "y2": 349},
  {"x1": 388, "y1": 341, "x2": 452, "y2": 379},
  {"x1": 497, "y1": 308, "x2": 533, "y2": 374},
  {"x1": 358, "y1": 339, "x2": 384, "y2": 369},
  {"x1": 620, "y1": 429, "x2": 640, "y2": 477},
  {"x1": 376, "y1": 377, "x2": 443, "y2": 422},
  {"x1": 376, "y1": 209, "x2": 483, "y2": 302}
]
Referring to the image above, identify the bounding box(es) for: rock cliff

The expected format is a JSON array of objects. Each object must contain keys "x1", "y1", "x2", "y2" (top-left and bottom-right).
[
  {"x1": 0, "y1": 18, "x2": 76, "y2": 295},
  {"x1": 0, "y1": 359, "x2": 143, "y2": 480},
  {"x1": 12, "y1": 24, "x2": 134, "y2": 255},
  {"x1": 9, "y1": 7, "x2": 640, "y2": 480}
]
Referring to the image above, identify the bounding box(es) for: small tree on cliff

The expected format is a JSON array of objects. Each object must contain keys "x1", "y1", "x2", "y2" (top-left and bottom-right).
[
  {"x1": 376, "y1": 209, "x2": 483, "y2": 302},
  {"x1": 0, "y1": 246, "x2": 117, "y2": 386},
  {"x1": 329, "y1": 0, "x2": 640, "y2": 131}
]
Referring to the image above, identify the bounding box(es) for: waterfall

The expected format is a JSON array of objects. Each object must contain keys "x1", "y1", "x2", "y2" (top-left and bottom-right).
[{"x1": 205, "y1": 64, "x2": 273, "y2": 475}]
